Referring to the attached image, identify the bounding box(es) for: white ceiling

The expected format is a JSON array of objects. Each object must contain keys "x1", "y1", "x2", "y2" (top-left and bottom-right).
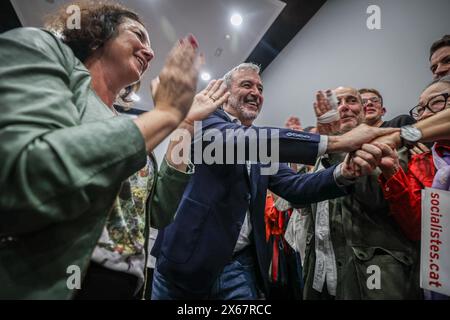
[{"x1": 11, "y1": 0, "x2": 285, "y2": 110}]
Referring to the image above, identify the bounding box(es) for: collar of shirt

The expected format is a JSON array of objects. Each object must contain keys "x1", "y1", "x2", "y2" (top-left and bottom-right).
[{"x1": 223, "y1": 109, "x2": 242, "y2": 125}]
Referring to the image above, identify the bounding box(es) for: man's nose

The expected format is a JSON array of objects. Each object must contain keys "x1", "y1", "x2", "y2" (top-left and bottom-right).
[
  {"x1": 338, "y1": 100, "x2": 349, "y2": 112},
  {"x1": 435, "y1": 64, "x2": 450, "y2": 78},
  {"x1": 249, "y1": 87, "x2": 262, "y2": 100},
  {"x1": 143, "y1": 47, "x2": 154, "y2": 63},
  {"x1": 338, "y1": 99, "x2": 348, "y2": 110},
  {"x1": 419, "y1": 110, "x2": 434, "y2": 121}
]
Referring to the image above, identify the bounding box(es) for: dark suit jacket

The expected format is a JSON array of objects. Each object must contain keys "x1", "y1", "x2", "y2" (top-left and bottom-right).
[{"x1": 153, "y1": 109, "x2": 348, "y2": 295}]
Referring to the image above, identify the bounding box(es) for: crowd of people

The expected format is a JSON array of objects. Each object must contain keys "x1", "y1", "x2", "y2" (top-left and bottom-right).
[{"x1": 0, "y1": 1, "x2": 449, "y2": 300}]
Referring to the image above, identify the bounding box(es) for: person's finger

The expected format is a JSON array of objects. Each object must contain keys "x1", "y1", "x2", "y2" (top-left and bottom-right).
[
  {"x1": 196, "y1": 53, "x2": 205, "y2": 72},
  {"x1": 317, "y1": 91, "x2": 329, "y2": 113},
  {"x1": 173, "y1": 36, "x2": 196, "y2": 69},
  {"x1": 164, "y1": 38, "x2": 195, "y2": 75},
  {"x1": 201, "y1": 79, "x2": 217, "y2": 96},
  {"x1": 316, "y1": 91, "x2": 326, "y2": 109},
  {"x1": 372, "y1": 142, "x2": 395, "y2": 157},
  {"x1": 315, "y1": 91, "x2": 322, "y2": 103},
  {"x1": 353, "y1": 156, "x2": 373, "y2": 174},
  {"x1": 354, "y1": 149, "x2": 378, "y2": 169},
  {"x1": 380, "y1": 157, "x2": 396, "y2": 169},
  {"x1": 317, "y1": 90, "x2": 326, "y2": 102},
  {"x1": 188, "y1": 45, "x2": 199, "y2": 67},
  {"x1": 208, "y1": 79, "x2": 223, "y2": 98},
  {"x1": 417, "y1": 142, "x2": 430, "y2": 153},
  {"x1": 313, "y1": 102, "x2": 321, "y2": 116},
  {"x1": 150, "y1": 77, "x2": 160, "y2": 98},
  {"x1": 344, "y1": 152, "x2": 353, "y2": 166},
  {"x1": 212, "y1": 82, "x2": 227, "y2": 98},
  {"x1": 215, "y1": 91, "x2": 230, "y2": 106},
  {"x1": 187, "y1": 34, "x2": 199, "y2": 49},
  {"x1": 361, "y1": 143, "x2": 382, "y2": 163},
  {"x1": 342, "y1": 154, "x2": 360, "y2": 178},
  {"x1": 410, "y1": 147, "x2": 420, "y2": 155},
  {"x1": 190, "y1": 54, "x2": 203, "y2": 83}
]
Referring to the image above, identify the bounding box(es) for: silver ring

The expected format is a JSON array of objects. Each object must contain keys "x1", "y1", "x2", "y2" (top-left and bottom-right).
[{"x1": 210, "y1": 96, "x2": 217, "y2": 102}]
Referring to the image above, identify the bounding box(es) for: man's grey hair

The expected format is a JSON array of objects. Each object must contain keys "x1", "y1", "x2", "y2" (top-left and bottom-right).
[
  {"x1": 223, "y1": 62, "x2": 261, "y2": 88},
  {"x1": 426, "y1": 74, "x2": 450, "y2": 89}
]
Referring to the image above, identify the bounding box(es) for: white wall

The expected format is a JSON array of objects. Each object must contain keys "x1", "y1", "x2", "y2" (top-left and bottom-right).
[{"x1": 257, "y1": 0, "x2": 450, "y2": 129}]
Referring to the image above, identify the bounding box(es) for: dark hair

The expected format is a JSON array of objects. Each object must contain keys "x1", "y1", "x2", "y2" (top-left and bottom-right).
[
  {"x1": 358, "y1": 88, "x2": 383, "y2": 106},
  {"x1": 45, "y1": 0, "x2": 144, "y2": 62},
  {"x1": 429, "y1": 35, "x2": 450, "y2": 60}
]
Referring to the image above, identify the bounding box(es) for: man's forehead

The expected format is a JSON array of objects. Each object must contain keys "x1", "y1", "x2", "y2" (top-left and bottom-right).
[
  {"x1": 421, "y1": 82, "x2": 450, "y2": 101},
  {"x1": 334, "y1": 86, "x2": 358, "y2": 97},
  {"x1": 233, "y1": 69, "x2": 261, "y2": 82},
  {"x1": 431, "y1": 46, "x2": 450, "y2": 64},
  {"x1": 361, "y1": 92, "x2": 378, "y2": 98}
]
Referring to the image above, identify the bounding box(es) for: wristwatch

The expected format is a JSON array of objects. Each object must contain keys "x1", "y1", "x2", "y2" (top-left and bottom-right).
[{"x1": 400, "y1": 125, "x2": 422, "y2": 148}]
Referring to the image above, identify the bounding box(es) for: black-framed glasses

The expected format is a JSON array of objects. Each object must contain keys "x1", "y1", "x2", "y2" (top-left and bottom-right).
[{"x1": 409, "y1": 92, "x2": 449, "y2": 119}]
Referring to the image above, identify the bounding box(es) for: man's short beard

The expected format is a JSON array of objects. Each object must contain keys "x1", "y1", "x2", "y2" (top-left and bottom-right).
[
  {"x1": 228, "y1": 96, "x2": 258, "y2": 122},
  {"x1": 240, "y1": 108, "x2": 258, "y2": 122}
]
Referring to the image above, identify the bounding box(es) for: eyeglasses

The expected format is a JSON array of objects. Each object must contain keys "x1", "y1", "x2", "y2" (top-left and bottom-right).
[
  {"x1": 409, "y1": 92, "x2": 449, "y2": 119},
  {"x1": 362, "y1": 97, "x2": 382, "y2": 105}
]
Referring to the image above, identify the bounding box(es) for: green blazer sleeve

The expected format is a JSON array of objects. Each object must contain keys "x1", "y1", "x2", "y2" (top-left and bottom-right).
[
  {"x1": 0, "y1": 28, "x2": 147, "y2": 235},
  {"x1": 149, "y1": 158, "x2": 192, "y2": 229}
]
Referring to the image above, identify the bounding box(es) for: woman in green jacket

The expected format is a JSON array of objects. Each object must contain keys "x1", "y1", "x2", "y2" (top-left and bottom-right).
[{"x1": 0, "y1": 1, "x2": 227, "y2": 299}]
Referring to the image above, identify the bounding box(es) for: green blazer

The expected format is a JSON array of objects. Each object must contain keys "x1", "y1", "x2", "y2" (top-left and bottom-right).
[{"x1": 0, "y1": 28, "x2": 190, "y2": 299}]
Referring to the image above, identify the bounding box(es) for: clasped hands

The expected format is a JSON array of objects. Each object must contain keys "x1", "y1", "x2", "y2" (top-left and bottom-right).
[{"x1": 341, "y1": 131, "x2": 402, "y2": 180}]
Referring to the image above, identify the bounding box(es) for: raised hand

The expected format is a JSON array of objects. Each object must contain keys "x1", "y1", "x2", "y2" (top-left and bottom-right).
[
  {"x1": 314, "y1": 90, "x2": 340, "y2": 135},
  {"x1": 152, "y1": 34, "x2": 202, "y2": 122},
  {"x1": 285, "y1": 116, "x2": 302, "y2": 131},
  {"x1": 184, "y1": 79, "x2": 230, "y2": 125}
]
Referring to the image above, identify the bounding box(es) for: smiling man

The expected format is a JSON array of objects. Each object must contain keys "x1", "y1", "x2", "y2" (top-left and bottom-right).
[
  {"x1": 359, "y1": 88, "x2": 415, "y2": 128},
  {"x1": 430, "y1": 35, "x2": 450, "y2": 80},
  {"x1": 150, "y1": 65, "x2": 397, "y2": 300},
  {"x1": 303, "y1": 86, "x2": 421, "y2": 300}
]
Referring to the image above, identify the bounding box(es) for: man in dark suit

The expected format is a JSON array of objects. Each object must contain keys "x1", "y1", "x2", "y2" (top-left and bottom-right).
[{"x1": 151, "y1": 63, "x2": 397, "y2": 299}]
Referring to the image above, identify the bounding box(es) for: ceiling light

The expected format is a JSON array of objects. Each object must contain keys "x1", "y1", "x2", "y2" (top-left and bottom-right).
[
  {"x1": 230, "y1": 14, "x2": 243, "y2": 26},
  {"x1": 201, "y1": 72, "x2": 211, "y2": 81},
  {"x1": 225, "y1": 34, "x2": 231, "y2": 40}
]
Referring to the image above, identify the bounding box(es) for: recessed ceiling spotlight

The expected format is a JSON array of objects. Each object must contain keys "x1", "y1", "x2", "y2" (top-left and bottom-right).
[
  {"x1": 201, "y1": 72, "x2": 211, "y2": 81},
  {"x1": 225, "y1": 34, "x2": 231, "y2": 40},
  {"x1": 230, "y1": 14, "x2": 243, "y2": 26}
]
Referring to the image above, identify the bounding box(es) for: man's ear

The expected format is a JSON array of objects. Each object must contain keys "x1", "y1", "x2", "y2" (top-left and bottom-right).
[{"x1": 381, "y1": 107, "x2": 387, "y2": 116}]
